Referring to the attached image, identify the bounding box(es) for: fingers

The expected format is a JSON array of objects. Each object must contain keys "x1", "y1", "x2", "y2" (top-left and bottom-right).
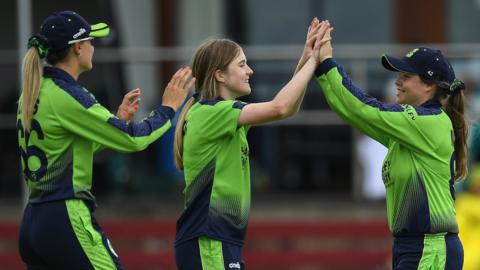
[
  {"x1": 185, "y1": 77, "x2": 196, "y2": 95},
  {"x1": 170, "y1": 67, "x2": 185, "y2": 86},
  {"x1": 307, "y1": 17, "x2": 320, "y2": 37},
  {"x1": 307, "y1": 22, "x2": 321, "y2": 41},
  {"x1": 177, "y1": 68, "x2": 192, "y2": 89},
  {"x1": 314, "y1": 21, "x2": 329, "y2": 50},
  {"x1": 320, "y1": 27, "x2": 334, "y2": 45},
  {"x1": 125, "y1": 88, "x2": 141, "y2": 104}
]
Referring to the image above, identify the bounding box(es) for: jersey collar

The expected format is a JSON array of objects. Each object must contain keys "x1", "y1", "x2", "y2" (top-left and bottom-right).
[
  {"x1": 420, "y1": 99, "x2": 441, "y2": 108},
  {"x1": 43, "y1": 66, "x2": 79, "y2": 86}
]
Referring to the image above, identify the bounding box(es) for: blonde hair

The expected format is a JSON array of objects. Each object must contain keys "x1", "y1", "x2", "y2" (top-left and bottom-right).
[
  {"x1": 21, "y1": 47, "x2": 43, "y2": 131},
  {"x1": 174, "y1": 38, "x2": 241, "y2": 170}
]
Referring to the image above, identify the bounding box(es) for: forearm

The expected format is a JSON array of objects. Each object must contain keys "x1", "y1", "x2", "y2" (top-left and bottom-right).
[
  {"x1": 272, "y1": 57, "x2": 316, "y2": 117},
  {"x1": 294, "y1": 55, "x2": 308, "y2": 75}
]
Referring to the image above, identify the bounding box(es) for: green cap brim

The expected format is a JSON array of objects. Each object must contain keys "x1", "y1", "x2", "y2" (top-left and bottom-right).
[{"x1": 89, "y1": 23, "x2": 110, "y2": 38}]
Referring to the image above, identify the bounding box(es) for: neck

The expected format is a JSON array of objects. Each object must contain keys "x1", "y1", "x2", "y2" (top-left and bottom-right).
[
  {"x1": 218, "y1": 86, "x2": 237, "y2": 100},
  {"x1": 54, "y1": 60, "x2": 81, "y2": 81}
]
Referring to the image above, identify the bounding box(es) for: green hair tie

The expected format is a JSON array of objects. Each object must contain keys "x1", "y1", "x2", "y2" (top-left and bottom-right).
[
  {"x1": 27, "y1": 34, "x2": 51, "y2": 59},
  {"x1": 449, "y1": 78, "x2": 465, "y2": 93}
]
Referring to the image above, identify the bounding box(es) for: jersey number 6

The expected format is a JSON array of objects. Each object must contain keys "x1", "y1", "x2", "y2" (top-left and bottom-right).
[{"x1": 17, "y1": 119, "x2": 48, "y2": 182}]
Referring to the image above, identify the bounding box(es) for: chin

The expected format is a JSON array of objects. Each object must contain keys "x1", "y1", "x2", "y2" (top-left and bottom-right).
[{"x1": 233, "y1": 88, "x2": 251, "y2": 99}]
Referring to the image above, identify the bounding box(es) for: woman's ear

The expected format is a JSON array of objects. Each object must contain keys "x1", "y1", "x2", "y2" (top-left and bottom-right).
[
  {"x1": 424, "y1": 81, "x2": 437, "y2": 95},
  {"x1": 72, "y1": 42, "x2": 82, "y2": 56},
  {"x1": 215, "y1": 69, "x2": 225, "y2": 83}
]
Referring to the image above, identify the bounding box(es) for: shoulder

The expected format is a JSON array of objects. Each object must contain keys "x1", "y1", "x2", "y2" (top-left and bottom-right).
[
  {"x1": 44, "y1": 77, "x2": 97, "y2": 109},
  {"x1": 199, "y1": 99, "x2": 246, "y2": 109},
  {"x1": 192, "y1": 99, "x2": 246, "y2": 115}
]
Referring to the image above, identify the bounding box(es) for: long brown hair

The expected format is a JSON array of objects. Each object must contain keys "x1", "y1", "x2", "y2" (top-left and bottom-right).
[
  {"x1": 173, "y1": 38, "x2": 241, "y2": 170},
  {"x1": 433, "y1": 81, "x2": 468, "y2": 180}
]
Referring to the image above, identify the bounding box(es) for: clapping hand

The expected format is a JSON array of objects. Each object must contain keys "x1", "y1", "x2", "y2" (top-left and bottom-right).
[{"x1": 117, "y1": 88, "x2": 141, "y2": 121}]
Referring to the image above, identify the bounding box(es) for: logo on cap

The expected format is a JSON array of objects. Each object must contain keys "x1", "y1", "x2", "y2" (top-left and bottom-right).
[
  {"x1": 405, "y1": 48, "x2": 419, "y2": 58},
  {"x1": 73, "y1": 28, "x2": 86, "y2": 39}
]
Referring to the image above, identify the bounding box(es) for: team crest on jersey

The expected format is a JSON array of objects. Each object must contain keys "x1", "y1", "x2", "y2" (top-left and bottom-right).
[
  {"x1": 241, "y1": 145, "x2": 249, "y2": 168},
  {"x1": 382, "y1": 161, "x2": 392, "y2": 187}
]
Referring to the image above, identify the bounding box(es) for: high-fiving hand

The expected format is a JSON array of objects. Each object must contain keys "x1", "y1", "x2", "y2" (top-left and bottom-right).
[
  {"x1": 313, "y1": 20, "x2": 334, "y2": 64},
  {"x1": 162, "y1": 67, "x2": 196, "y2": 112},
  {"x1": 301, "y1": 17, "x2": 321, "y2": 61}
]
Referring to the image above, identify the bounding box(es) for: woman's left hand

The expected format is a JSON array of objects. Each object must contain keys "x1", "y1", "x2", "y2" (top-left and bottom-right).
[
  {"x1": 301, "y1": 17, "x2": 321, "y2": 60},
  {"x1": 313, "y1": 20, "x2": 334, "y2": 64},
  {"x1": 117, "y1": 88, "x2": 141, "y2": 121}
]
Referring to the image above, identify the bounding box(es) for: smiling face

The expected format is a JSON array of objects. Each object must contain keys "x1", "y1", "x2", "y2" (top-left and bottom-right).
[
  {"x1": 394, "y1": 72, "x2": 436, "y2": 105},
  {"x1": 216, "y1": 49, "x2": 254, "y2": 99}
]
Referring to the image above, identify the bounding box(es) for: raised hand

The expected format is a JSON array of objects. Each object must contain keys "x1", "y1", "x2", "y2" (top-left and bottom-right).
[
  {"x1": 117, "y1": 88, "x2": 141, "y2": 121},
  {"x1": 162, "y1": 67, "x2": 196, "y2": 112},
  {"x1": 313, "y1": 20, "x2": 334, "y2": 64},
  {"x1": 302, "y1": 18, "x2": 322, "y2": 60},
  {"x1": 295, "y1": 18, "x2": 323, "y2": 74}
]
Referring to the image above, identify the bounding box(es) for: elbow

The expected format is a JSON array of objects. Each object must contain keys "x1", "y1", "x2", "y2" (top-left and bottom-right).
[
  {"x1": 125, "y1": 138, "x2": 148, "y2": 152},
  {"x1": 273, "y1": 102, "x2": 294, "y2": 120}
]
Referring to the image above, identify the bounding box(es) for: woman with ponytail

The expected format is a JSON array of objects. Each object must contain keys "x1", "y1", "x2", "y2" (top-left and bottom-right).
[
  {"x1": 314, "y1": 25, "x2": 466, "y2": 269},
  {"x1": 173, "y1": 19, "x2": 330, "y2": 269},
  {"x1": 17, "y1": 11, "x2": 193, "y2": 269}
]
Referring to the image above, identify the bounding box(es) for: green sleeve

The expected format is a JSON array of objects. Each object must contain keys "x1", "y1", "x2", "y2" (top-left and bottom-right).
[
  {"x1": 315, "y1": 59, "x2": 442, "y2": 154},
  {"x1": 50, "y1": 85, "x2": 174, "y2": 153}
]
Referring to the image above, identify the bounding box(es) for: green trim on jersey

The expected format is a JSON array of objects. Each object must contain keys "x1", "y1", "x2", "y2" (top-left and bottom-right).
[
  {"x1": 199, "y1": 237, "x2": 225, "y2": 270},
  {"x1": 315, "y1": 59, "x2": 458, "y2": 236},
  {"x1": 66, "y1": 199, "x2": 117, "y2": 270},
  {"x1": 418, "y1": 233, "x2": 447, "y2": 269}
]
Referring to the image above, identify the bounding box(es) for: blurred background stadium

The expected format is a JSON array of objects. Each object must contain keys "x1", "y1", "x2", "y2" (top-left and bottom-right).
[{"x1": 2, "y1": 0, "x2": 480, "y2": 269}]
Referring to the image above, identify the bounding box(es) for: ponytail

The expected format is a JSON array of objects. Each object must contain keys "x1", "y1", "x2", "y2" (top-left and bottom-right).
[
  {"x1": 174, "y1": 97, "x2": 197, "y2": 170},
  {"x1": 443, "y1": 80, "x2": 468, "y2": 180},
  {"x1": 21, "y1": 34, "x2": 52, "y2": 130},
  {"x1": 21, "y1": 47, "x2": 43, "y2": 131}
]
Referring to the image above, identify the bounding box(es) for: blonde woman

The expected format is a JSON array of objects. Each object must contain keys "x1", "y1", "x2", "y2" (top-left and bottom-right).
[
  {"x1": 17, "y1": 11, "x2": 193, "y2": 269},
  {"x1": 173, "y1": 19, "x2": 331, "y2": 269}
]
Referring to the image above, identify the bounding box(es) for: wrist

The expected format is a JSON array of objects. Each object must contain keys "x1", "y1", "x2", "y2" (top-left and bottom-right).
[
  {"x1": 319, "y1": 55, "x2": 332, "y2": 64},
  {"x1": 161, "y1": 102, "x2": 177, "y2": 112}
]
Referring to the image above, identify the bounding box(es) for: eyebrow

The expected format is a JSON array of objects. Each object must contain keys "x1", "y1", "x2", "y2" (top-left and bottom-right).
[{"x1": 238, "y1": 59, "x2": 246, "y2": 65}]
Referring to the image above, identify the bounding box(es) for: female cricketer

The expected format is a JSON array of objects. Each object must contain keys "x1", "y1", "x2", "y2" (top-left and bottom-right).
[
  {"x1": 17, "y1": 10, "x2": 193, "y2": 269},
  {"x1": 173, "y1": 19, "x2": 331, "y2": 270},
  {"x1": 314, "y1": 23, "x2": 466, "y2": 269}
]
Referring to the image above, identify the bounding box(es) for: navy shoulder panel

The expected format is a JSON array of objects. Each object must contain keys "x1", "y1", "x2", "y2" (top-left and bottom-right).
[
  {"x1": 415, "y1": 100, "x2": 442, "y2": 116},
  {"x1": 232, "y1": 101, "x2": 247, "y2": 109},
  {"x1": 415, "y1": 106, "x2": 442, "y2": 116},
  {"x1": 337, "y1": 65, "x2": 404, "y2": 112},
  {"x1": 52, "y1": 78, "x2": 97, "y2": 109},
  {"x1": 43, "y1": 66, "x2": 97, "y2": 109},
  {"x1": 199, "y1": 98, "x2": 224, "y2": 106}
]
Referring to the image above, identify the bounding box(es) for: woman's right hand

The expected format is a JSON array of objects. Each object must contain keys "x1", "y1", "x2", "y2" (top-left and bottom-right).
[
  {"x1": 313, "y1": 20, "x2": 334, "y2": 64},
  {"x1": 162, "y1": 67, "x2": 196, "y2": 112}
]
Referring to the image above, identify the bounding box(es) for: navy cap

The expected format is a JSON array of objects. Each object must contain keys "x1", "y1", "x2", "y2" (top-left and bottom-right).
[
  {"x1": 38, "y1": 11, "x2": 109, "y2": 54},
  {"x1": 381, "y1": 47, "x2": 455, "y2": 84}
]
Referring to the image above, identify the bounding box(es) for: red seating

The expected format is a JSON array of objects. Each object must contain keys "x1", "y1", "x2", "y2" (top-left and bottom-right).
[{"x1": 0, "y1": 219, "x2": 391, "y2": 269}]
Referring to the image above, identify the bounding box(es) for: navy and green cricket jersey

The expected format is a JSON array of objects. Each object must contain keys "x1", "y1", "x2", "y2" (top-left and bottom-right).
[
  {"x1": 17, "y1": 66, "x2": 175, "y2": 204},
  {"x1": 175, "y1": 98, "x2": 250, "y2": 247},
  {"x1": 315, "y1": 59, "x2": 458, "y2": 236}
]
